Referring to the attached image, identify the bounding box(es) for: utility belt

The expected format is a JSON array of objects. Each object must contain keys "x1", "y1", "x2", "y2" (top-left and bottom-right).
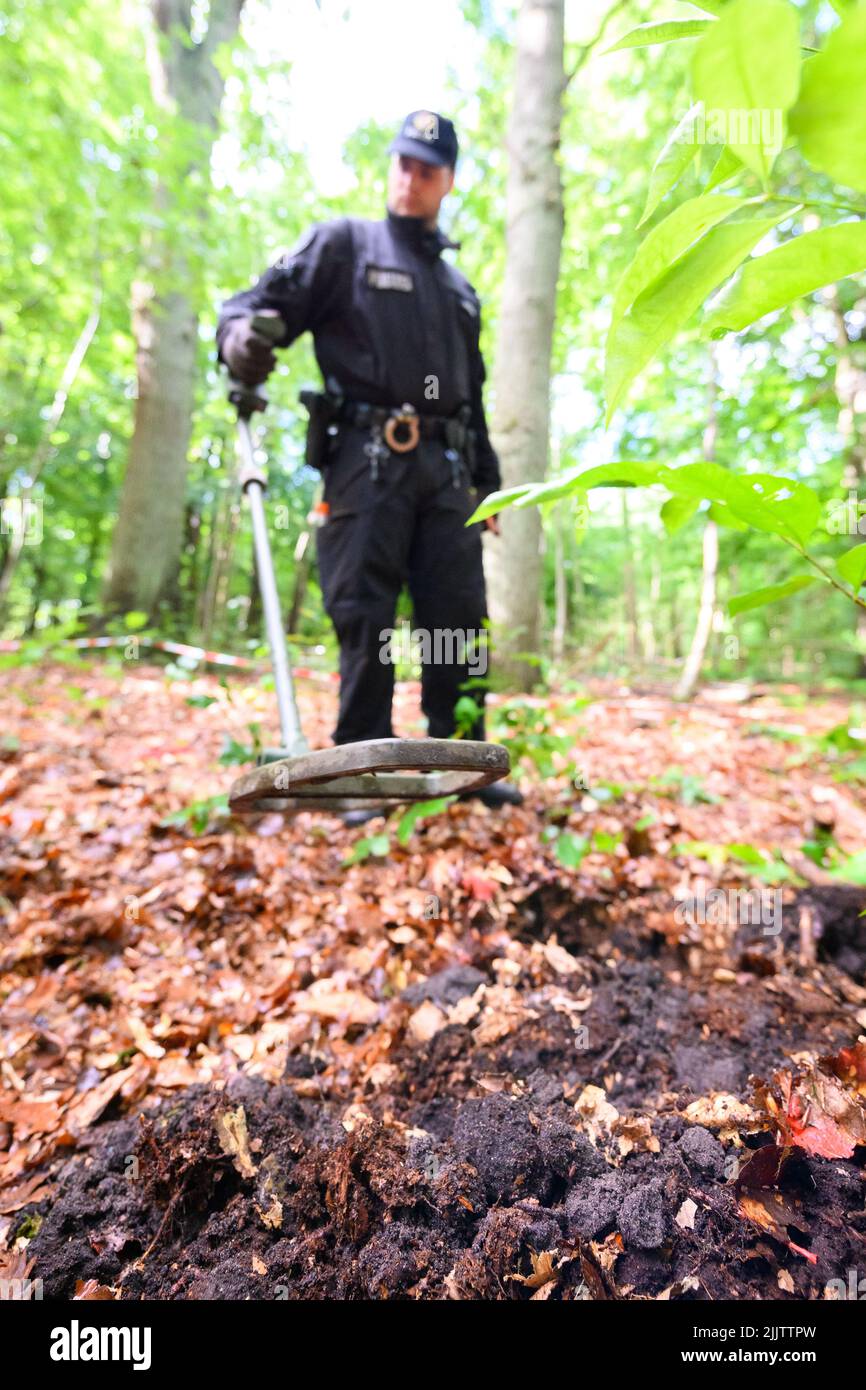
[{"x1": 300, "y1": 388, "x2": 477, "y2": 486}]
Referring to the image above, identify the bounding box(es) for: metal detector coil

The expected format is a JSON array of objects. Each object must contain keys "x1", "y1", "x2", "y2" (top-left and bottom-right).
[{"x1": 228, "y1": 736, "x2": 510, "y2": 816}]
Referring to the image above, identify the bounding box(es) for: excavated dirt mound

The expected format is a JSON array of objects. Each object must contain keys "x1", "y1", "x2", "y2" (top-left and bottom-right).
[{"x1": 22, "y1": 885, "x2": 866, "y2": 1301}]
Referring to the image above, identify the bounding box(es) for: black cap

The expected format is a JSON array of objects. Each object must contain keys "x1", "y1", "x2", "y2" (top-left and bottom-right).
[{"x1": 388, "y1": 110, "x2": 458, "y2": 169}]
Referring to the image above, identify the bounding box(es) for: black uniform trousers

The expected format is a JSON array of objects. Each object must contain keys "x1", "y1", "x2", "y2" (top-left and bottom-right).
[{"x1": 315, "y1": 424, "x2": 488, "y2": 746}]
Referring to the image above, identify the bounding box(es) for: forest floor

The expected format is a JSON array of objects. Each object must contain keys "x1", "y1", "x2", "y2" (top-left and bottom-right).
[{"x1": 1, "y1": 659, "x2": 865, "y2": 1301}]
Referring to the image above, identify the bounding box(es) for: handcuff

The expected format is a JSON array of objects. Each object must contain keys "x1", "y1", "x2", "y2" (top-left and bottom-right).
[
  {"x1": 383, "y1": 403, "x2": 421, "y2": 454},
  {"x1": 367, "y1": 404, "x2": 462, "y2": 487},
  {"x1": 365, "y1": 403, "x2": 420, "y2": 481}
]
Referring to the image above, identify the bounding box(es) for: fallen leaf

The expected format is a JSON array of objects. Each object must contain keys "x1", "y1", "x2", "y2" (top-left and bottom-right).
[{"x1": 214, "y1": 1106, "x2": 257, "y2": 1178}]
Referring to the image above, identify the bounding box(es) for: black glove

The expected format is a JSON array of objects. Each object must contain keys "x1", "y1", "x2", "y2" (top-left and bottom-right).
[{"x1": 221, "y1": 316, "x2": 278, "y2": 387}]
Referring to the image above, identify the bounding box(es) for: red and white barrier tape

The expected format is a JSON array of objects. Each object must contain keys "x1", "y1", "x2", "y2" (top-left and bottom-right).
[{"x1": 0, "y1": 635, "x2": 340, "y2": 682}]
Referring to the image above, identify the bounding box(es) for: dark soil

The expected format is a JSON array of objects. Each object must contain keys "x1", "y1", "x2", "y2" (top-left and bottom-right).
[{"x1": 22, "y1": 882, "x2": 866, "y2": 1300}]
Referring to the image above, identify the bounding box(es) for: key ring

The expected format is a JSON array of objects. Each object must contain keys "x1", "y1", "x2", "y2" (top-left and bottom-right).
[
  {"x1": 383, "y1": 403, "x2": 420, "y2": 454},
  {"x1": 365, "y1": 422, "x2": 387, "y2": 481}
]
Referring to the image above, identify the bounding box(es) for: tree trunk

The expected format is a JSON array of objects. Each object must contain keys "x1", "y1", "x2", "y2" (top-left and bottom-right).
[
  {"x1": 485, "y1": 0, "x2": 565, "y2": 690},
  {"x1": 102, "y1": 0, "x2": 243, "y2": 621},
  {"x1": 0, "y1": 297, "x2": 101, "y2": 615},
  {"x1": 287, "y1": 529, "x2": 311, "y2": 636},
  {"x1": 828, "y1": 288, "x2": 866, "y2": 672},
  {"x1": 621, "y1": 491, "x2": 642, "y2": 669},
  {"x1": 552, "y1": 503, "x2": 567, "y2": 664},
  {"x1": 674, "y1": 357, "x2": 720, "y2": 700}
]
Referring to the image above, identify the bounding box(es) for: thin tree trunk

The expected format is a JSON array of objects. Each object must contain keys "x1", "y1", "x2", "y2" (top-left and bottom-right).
[
  {"x1": 675, "y1": 356, "x2": 720, "y2": 700},
  {"x1": 642, "y1": 554, "x2": 660, "y2": 665},
  {"x1": 621, "y1": 490, "x2": 642, "y2": 669},
  {"x1": 485, "y1": 0, "x2": 565, "y2": 689},
  {"x1": 287, "y1": 530, "x2": 311, "y2": 636},
  {"x1": 0, "y1": 297, "x2": 101, "y2": 614},
  {"x1": 200, "y1": 490, "x2": 229, "y2": 644},
  {"x1": 552, "y1": 504, "x2": 567, "y2": 663},
  {"x1": 102, "y1": 0, "x2": 244, "y2": 621},
  {"x1": 828, "y1": 288, "x2": 866, "y2": 672}
]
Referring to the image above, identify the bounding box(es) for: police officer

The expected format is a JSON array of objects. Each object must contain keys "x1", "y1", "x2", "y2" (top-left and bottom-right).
[{"x1": 217, "y1": 110, "x2": 523, "y2": 815}]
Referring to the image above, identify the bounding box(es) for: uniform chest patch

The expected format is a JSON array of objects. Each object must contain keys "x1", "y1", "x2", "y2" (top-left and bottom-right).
[{"x1": 365, "y1": 265, "x2": 414, "y2": 292}]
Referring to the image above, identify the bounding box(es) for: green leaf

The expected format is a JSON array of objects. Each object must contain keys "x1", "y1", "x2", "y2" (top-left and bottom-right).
[
  {"x1": 612, "y1": 194, "x2": 750, "y2": 329},
  {"x1": 639, "y1": 105, "x2": 703, "y2": 226},
  {"x1": 836, "y1": 542, "x2": 866, "y2": 591},
  {"x1": 606, "y1": 20, "x2": 713, "y2": 53},
  {"x1": 707, "y1": 500, "x2": 749, "y2": 529},
  {"x1": 729, "y1": 574, "x2": 817, "y2": 615},
  {"x1": 605, "y1": 211, "x2": 785, "y2": 420},
  {"x1": 396, "y1": 796, "x2": 455, "y2": 845},
  {"x1": 691, "y1": 0, "x2": 801, "y2": 182},
  {"x1": 661, "y1": 494, "x2": 701, "y2": 534},
  {"x1": 658, "y1": 463, "x2": 820, "y2": 544},
  {"x1": 727, "y1": 842, "x2": 768, "y2": 865},
  {"x1": 514, "y1": 459, "x2": 662, "y2": 509},
  {"x1": 789, "y1": 6, "x2": 866, "y2": 193},
  {"x1": 703, "y1": 145, "x2": 742, "y2": 192},
  {"x1": 704, "y1": 222, "x2": 866, "y2": 335},
  {"x1": 556, "y1": 832, "x2": 590, "y2": 868},
  {"x1": 730, "y1": 473, "x2": 820, "y2": 545},
  {"x1": 829, "y1": 850, "x2": 866, "y2": 884},
  {"x1": 369, "y1": 834, "x2": 390, "y2": 856},
  {"x1": 466, "y1": 484, "x2": 536, "y2": 525}
]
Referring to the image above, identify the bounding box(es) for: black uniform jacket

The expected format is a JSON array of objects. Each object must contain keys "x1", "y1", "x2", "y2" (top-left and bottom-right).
[{"x1": 216, "y1": 209, "x2": 502, "y2": 501}]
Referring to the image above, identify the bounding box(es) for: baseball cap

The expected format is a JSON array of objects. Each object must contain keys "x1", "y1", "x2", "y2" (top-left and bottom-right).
[{"x1": 389, "y1": 110, "x2": 459, "y2": 169}]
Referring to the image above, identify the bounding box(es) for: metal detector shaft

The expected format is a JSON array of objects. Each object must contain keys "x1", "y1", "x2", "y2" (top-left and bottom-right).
[{"x1": 235, "y1": 413, "x2": 309, "y2": 759}]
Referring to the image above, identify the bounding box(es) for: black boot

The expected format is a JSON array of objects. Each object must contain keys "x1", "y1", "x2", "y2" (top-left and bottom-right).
[
  {"x1": 458, "y1": 780, "x2": 524, "y2": 809},
  {"x1": 339, "y1": 806, "x2": 389, "y2": 828}
]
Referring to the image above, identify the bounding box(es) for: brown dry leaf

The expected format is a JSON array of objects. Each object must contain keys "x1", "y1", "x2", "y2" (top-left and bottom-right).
[
  {"x1": 125, "y1": 1014, "x2": 165, "y2": 1060},
  {"x1": 507, "y1": 1249, "x2": 558, "y2": 1290},
  {"x1": 64, "y1": 1065, "x2": 138, "y2": 1135},
  {"x1": 341, "y1": 1103, "x2": 373, "y2": 1133},
  {"x1": 0, "y1": 1097, "x2": 63, "y2": 1139},
  {"x1": 255, "y1": 1197, "x2": 283, "y2": 1230},
  {"x1": 408, "y1": 1001, "x2": 447, "y2": 1044},
  {"x1": 682, "y1": 1092, "x2": 763, "y2": 1140},
  {"x1": 657, "y1": 1275, "x2": 702, "y2": 1299},
  {"x1": 0, "y1": 1173, "x2": 56, "y2": 1213},
  {"x1": 473, "y1": 984, "x2": 533, "y2": 1046},
  {"x1": 543, "y1": 939, "x2": 581, "y2": 976},
  {"x1": 292, "y1": 981, "x2": 379, "y2": 1026},
  {"x1": 575, "y1": 1084, "x2": 619, "y2": 1145},
  {"x1": 448, "y1": 993, "x2": 482, "y2": 1026},
  {"x1": 675, "y1": 1198, "x2": 698, "y2": 1230},
  {"x1": 613, "y1": 1114, "x2": 659, "y2": 1156},
  {"x1": 214, "y1": 1105, "x2": 257, "y2": 1178},
  {"x1": 738, "y1": 1189, "x2": 810, "y2": 1261},
  {"x1": 73, "y1": 1280, "x2": 117, "y2": 1300}
]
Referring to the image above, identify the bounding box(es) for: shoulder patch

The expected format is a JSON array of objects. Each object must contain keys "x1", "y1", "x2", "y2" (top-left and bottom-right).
[{"x1": 271, "y1": 227, "x2": 317, "y2": 270}]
